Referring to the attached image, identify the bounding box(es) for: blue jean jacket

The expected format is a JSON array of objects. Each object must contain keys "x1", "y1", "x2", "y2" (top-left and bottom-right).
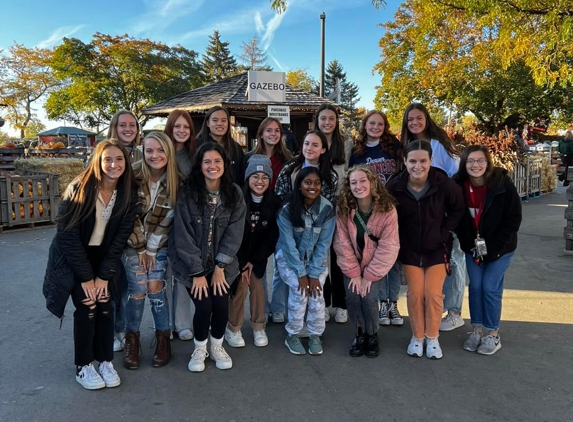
[{"x1": 276, "y1": 196, "x2": 335, "y2": 279}]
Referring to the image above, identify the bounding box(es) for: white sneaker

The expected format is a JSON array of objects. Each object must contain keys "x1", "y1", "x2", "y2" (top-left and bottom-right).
[
  {"x1": 335, "y1": 308, "x2": 348, "y2": 323},
  {"x1": 225, "y1": 327, "x2": 245, "y2": 348},
  {"x1": 210, "y1": 343, "x2": 233, "y2": 370},
  {"x1": 439, "y1": 311, "x2": 465, "y2": 331},
  {"x1": 426, "y1": 338, "x2": 443, "y2": 359},
  {"x1": 76, "y1": 363, "x2": 105, "y2": 390},
  {"x1": 188, "y1": 347, "x2": 208, "y2": 372},
  {"x1": 407, "y1": 337, "x2": 424, "y2": 358},
  {"x1": 253, "y1": 329, "x2": 269, "y2": 347},
  {"x1": 98, "y1": 361, "x2": 121, "y2": 388},
  {"x1": 272, "y1": 312, "x2": 285, "y2": 323},
  {"x1": 177, "y1": 329, "x2": 194, "y2": 341},
  {"x1": 299, "y1": 324, "x2": 310, "y2": 338},
  {"x1": 113, "y1": 332, "x2": 125, "y2": 352},
  {"x1": 324, "y1": 308, "x2": 331, "y2": 322}
]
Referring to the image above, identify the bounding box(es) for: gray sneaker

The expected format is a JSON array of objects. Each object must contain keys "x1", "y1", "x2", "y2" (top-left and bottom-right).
[
  {"x1": 463, "y1": 331, "x2": 483, "y2": 352},
  {"x1": 308, "y1": 335, "x2": 323, "y2": 356},
  {"x1": 477, "y1": 335, "x2": 501, "y2": 355},
  {"x1": 285, "y1": 334, "x2": 306, "y2": 355}
]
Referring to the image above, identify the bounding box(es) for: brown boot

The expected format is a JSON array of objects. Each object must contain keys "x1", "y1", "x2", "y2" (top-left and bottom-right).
[
  {"x1": 123, "y1": 331, "x2": 140, "y2": 370},
  {"x1": 152, "y1": 330, "x2": 171, "y2": 367}
]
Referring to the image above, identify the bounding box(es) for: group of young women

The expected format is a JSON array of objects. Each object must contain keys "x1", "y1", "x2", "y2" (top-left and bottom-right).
[{"x1": 43, "y1": 102, "x2": 521, "y2": 390}]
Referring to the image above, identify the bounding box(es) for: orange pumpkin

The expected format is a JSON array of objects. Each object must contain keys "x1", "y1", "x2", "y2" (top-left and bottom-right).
[{"x1": 4, "y1": 142, "x2": 17, "y2": 149}]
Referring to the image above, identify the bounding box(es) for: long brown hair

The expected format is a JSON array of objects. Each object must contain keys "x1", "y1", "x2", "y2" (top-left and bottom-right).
[
  {"x1": 196, "y1": 106, "x2": 235, "y2": 153},
  {"x1": 253, "y1": 117, "x2": 292, "y2": 163},
  {"x1": 62, "y1": 139, "x2": 135, "y2": 231},
  {"x1": 453, "y1": 145, "x2": 496, "y2": 187},
  {"x1": 313, "y1": 103, "x2": 346, "y2": 166},
  {"x1": 164, "y1": 109, "x2": 196, "y2": 158},
  {"x1": 337, "y1": 165, "x2": 395, "y2": 218},
  {"x1": 353, "y1": 110, "x2": 398, "y2": 159},
  {"x1": 399, "y1": 103, "x2": 458, "y2": 158}
]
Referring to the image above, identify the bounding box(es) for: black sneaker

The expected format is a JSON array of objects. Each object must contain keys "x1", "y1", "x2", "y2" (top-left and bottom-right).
[
  {"x1": 388, "y1": 301, "x2": 404, "y2": 326},
  {"x1": 378, "y1": 300, "x2": 390, "y2": 325}
]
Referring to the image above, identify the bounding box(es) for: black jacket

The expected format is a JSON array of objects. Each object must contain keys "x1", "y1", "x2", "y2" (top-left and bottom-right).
[
  {"x1": 43, "y1": 180, "x2": 138, "y2": 318},
  {"x1": 196, "y1": 134, "x2": 246, "y2": 186},
  {"x1": 455, "y1": 168, "x2": 522, "y2": 262},
  {"x1": 235, "y1": 189, "x2": 280, "y2": 280},
  {"x1": 386, "y1": 167, "x2": 465, "y2": 267}
]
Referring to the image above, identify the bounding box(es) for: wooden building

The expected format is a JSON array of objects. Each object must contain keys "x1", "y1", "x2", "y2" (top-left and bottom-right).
[{"x1": 142, "y1": 73, "x2": 338, "y2": 150}]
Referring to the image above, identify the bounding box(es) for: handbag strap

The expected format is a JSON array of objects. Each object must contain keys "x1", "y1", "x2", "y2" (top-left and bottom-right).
[{"x1": 355, "y1": 210, "x2": 379, "y2": 243}]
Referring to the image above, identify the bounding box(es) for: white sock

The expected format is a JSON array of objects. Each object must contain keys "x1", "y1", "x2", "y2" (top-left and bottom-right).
[
  {"x1": 210, "y1": 335, "x2": 224, "y2": 346},
  {"x1": 194, "y1": 338, "x2": 208, "y2": 349}
]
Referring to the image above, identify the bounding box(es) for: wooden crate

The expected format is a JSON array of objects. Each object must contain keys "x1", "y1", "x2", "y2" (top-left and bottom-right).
[
  {"x1": 0, "y1": 171, "x2": 60, "y2": 229},
  {"x1": 28, "y1": 147, "x2": 91, "y2": 162},
  {"x1": 509, "y1": 162, "x2": 527, "y2": 199},
  {"x1": 527, "y1": 158, "x2": 542, "y2": 197},
  {"x1": 0, "y1": 147, "x2": 26, "y2": 171}
]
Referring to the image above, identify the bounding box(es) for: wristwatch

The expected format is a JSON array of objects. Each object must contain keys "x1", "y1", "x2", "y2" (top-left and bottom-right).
[{"x1": 216, "y1": 261, "x2": 226, "y2": 269}]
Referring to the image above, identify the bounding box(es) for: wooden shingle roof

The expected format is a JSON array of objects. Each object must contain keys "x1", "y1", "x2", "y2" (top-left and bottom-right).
[{"x1": 142, "y1": 73, "x2": 336, "y2": 116}]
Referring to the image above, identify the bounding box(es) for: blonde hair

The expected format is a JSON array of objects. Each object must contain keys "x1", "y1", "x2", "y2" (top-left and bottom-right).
[
  {"x1": 139, "y1": 132, "x2": 180, "y2": 205},
  {"x1": 337, "y1": 165, "x2": 395, "y2": 218}
]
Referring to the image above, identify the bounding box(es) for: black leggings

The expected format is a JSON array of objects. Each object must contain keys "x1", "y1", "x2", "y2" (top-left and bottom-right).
[
  {"x1": 324, "y1": 245, "x2": 347, "y2": 309},
  {"x1": 185, "y1": 273, "x2": 229, "y2": 342}
]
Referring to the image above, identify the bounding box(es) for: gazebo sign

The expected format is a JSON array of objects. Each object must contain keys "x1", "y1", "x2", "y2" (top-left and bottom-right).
[{"x1": 247, "y1": 71, "x2": 286, "y2": 102}]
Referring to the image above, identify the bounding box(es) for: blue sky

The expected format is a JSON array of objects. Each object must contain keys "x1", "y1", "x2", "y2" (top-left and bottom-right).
[{"x1": 1, "y1": 0, "x2": 402, "y2": 134}]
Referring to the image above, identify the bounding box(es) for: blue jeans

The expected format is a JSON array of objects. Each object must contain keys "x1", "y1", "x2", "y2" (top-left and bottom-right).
[
  {"x1": 378, "y1": 262, "x2": 401, "y2": 302},
  {"x1": 442, "y1": 236, "x2": 467, "y2": 313},
  {"x1": 122, "y1": 248, "x2": 170, "y2": 332},
  {"x1": 270, "y1": 255, "x2": 289, "y2": 315},
  {"x1": 465, "y1": 251, "x2": 515, "y2": 332},
  {"x1": 346, "y1": 276, "x2": 382, "y2": 336}
]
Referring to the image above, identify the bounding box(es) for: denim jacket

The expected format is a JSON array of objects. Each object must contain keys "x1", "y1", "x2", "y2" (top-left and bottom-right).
[
  {"x1": 169, "y1": 184, "x2": 246, "y2": 288},
  {"x1": 276, "y1": 196, "x2": 335, "y2": 279}
]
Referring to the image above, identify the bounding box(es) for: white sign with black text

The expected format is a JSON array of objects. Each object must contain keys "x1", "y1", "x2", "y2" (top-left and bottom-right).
[
  {"x1": 267, "y1": 105, "x2": 290, "y2": 124},
  {"x1": 248, "y1": 71, "x2": 286, "y2": 102}
]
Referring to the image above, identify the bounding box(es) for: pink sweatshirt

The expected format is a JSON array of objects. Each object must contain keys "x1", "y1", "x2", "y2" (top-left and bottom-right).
[{"x1": 333, "y1": 208, "x2": 400, "y2": 283}]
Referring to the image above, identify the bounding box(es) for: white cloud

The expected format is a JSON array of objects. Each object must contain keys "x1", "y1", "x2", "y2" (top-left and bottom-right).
[
  {"x1": 130, "y1": 0, "x2": 205, "y2": 36},
  {"x1": 268, "y1": 52, "x2": 287, "y2": 72},
  {"x1": 259, "y1": 9, "x2": 287, "y2": 51},
  {"x1": 36, "y1": 25, "x2": 85, "y2": 49},
  {"x1": 254, "y1": 12, "x2": 264, "y2": 33}
]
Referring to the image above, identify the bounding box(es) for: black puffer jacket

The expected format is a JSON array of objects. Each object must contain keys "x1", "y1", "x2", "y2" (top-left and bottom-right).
[
  {"x1": 43, "y1": 180, "x2": 138, "y2": 318},
  {"x1": 386, "y1": 167, "x2": 465, "y2": 267},
  {"x1": 455, "y1": 168, "x2": 522, "y2": 262}
]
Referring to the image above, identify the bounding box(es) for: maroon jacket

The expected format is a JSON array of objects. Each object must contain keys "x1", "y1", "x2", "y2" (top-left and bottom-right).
[{"x1": 386, "y1": 167, "x2": 465, "y2": 267}]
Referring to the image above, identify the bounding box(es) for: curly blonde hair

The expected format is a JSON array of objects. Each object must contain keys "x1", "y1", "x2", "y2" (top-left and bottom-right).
[{"x1": 337, "y1": 165, "x2": 395, "y2": 217}]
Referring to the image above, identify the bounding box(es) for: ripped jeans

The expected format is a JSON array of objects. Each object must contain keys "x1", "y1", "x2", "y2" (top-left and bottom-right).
[
  {"x1": 71, "y1": 245, "x2": 114, "y2": 366},
  {"x1": 71, "y1": 279, "x2": 114, "y2": 366},
  {"x1": 122, "y1": 248, "x2": 170, "y2": 332}
]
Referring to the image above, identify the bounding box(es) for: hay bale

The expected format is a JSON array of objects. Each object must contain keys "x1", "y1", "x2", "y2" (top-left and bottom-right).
[{"x1": 14, "y1": 158, "x2": 84, "y2": 195}]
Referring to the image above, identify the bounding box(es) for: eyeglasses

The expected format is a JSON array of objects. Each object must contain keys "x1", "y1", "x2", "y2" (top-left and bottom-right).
[
  {"x1": 467, "y1": 158, "x2": 487, "y2": 165},
  {"x1": 251, "y1": 174, "x2": 270, "y2": 182}
]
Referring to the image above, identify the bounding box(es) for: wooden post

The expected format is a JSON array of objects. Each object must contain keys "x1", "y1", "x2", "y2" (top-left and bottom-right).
[{"x1": 564, "y1": 167, "x2": 573, "y2": 250}]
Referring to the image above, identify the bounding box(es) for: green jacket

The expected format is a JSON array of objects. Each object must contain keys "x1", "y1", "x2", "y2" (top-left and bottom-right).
[{"x1": 559, "y1": 139, "x2": 573, "y2": 155}]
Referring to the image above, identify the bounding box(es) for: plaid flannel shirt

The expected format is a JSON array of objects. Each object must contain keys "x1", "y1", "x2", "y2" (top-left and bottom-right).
[
  {"x1": 127, "y1": 174, "x2": 175, "y2": 256},
  {"x1": 274, "y1": 160, "x2": 339, "y2": 203}
]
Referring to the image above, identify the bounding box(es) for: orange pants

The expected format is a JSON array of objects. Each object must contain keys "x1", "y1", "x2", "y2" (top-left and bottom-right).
[{"x1": 403, "y1": 264, "x2": 447, "y2": 339}]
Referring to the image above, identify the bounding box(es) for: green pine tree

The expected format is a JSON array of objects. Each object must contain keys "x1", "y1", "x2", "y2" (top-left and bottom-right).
[{"x1": 201, "y1": 30, "x2": 239, "y2": 83}]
